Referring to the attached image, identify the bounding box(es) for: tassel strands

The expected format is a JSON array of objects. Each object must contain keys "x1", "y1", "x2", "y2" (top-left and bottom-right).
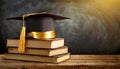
[{"x1": 18, "y1": 15, "x2": 26, "y2": 52}]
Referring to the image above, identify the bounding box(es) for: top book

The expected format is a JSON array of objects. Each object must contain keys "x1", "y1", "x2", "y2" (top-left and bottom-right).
[{"x1": 7, "y1": 38, "x2": 64, "y2": 49}]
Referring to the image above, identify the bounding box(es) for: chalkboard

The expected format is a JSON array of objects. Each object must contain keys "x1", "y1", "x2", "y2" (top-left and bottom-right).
[{"x1": 0, "y1": 0, "x2": 120, "y2": 54}]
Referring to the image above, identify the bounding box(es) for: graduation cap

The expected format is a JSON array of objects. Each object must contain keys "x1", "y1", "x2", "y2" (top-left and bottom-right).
[{"x1": 7, "y1": 12, "x2": 70, "y2": 52}]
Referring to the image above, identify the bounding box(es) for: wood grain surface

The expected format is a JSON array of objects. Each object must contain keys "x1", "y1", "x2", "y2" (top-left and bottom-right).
[{"x1": 0, "y1": 55, "x2": 120, "y2": 69}]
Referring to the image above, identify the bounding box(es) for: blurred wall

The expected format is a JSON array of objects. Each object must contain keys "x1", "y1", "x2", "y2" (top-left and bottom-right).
[{"x1": 0, "y1": 0, "x2": 120, "y2": 54}]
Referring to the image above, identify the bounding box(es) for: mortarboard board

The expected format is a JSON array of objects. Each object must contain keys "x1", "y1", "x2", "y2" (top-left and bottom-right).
[{"x1": 7, "y1": 12, "x2": 70, "y2": 52}]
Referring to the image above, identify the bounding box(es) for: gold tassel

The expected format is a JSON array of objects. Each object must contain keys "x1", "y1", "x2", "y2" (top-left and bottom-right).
[
  {"x1": 17, "y1": 12, "x2": 47, "y2": 52},
  {"x1": 18, "y1": 16, "x2": 26, "y2": 52}
]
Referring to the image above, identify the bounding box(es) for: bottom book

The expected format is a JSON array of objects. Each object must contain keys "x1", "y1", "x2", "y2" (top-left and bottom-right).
[{"x1": 5, "y1": 53, "x2": 70, "y2": 63}]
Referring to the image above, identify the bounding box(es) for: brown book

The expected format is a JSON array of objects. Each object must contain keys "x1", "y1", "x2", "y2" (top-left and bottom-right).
[
  {"x1": 5, "y1": 53, "x2": 70, "y2": 63},
  {"x1": 7, "y1": 38, "x2": 64, "y2": 48},
  {"x1": 7, "y1": 46, "x2": 68, "y2": 56}
]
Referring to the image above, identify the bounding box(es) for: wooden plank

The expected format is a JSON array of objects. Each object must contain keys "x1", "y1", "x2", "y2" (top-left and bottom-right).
[
  {"x1": 59, "y1": 60, "x2": 120, "y2": 65},
  {"x1": 1, "y1": 55, "x2": 120, "y2": 60},
  {"x1": 0, "y1": 55, "x2": 120, "y2": 66},
  {"x1": 70, "y1": 55, "x2": 120, "y2": 60},
  {"x1": 0, "y1": 60, "x2": 119, "y2": 66}
]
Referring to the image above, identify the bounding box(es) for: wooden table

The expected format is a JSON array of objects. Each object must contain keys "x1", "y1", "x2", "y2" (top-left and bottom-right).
[{"x1": 0, "y1": 55, "x2": 120, "y2": 69}]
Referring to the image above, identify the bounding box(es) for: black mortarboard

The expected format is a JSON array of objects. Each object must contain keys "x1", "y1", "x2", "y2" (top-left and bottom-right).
[{"x1": 7, "y1": 12, "x2": 69, "y2": 52}]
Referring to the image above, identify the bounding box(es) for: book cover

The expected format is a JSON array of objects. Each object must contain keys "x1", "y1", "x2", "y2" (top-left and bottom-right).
[
  {"x1": 5, "y1": 53, "x2": 70, "y2": 63},
  {"x1": 7, "y1": 46, "x2": 68, "y2": 56},
  {"x1": 7, "y1": 38, "x2": 64, "y2": 48}
]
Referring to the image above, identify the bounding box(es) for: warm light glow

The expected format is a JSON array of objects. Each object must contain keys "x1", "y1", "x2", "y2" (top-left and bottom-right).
[{"x1": 95, "y1": 0, "x2": 120, "y2": 8}]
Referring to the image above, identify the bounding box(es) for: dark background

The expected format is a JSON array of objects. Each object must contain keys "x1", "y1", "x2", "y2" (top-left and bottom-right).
[{"x1": 0, "y1": 0, "x2": 120, "y2": 54}]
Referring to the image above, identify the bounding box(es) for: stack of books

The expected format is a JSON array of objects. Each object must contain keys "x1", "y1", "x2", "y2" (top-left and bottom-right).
[{"x1": 5, "y1": 38, "x2": 70, "y2": 63}]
